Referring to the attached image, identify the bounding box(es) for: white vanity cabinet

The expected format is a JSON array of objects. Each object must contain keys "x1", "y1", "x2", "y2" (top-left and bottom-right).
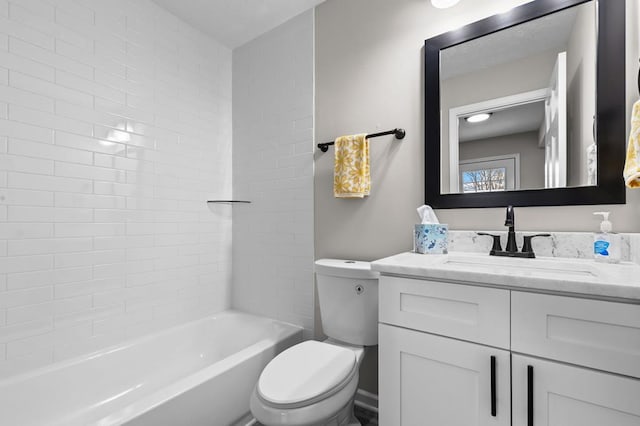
[
  {"x1": 379, "y1": 276, "x2": 511, "y2": 426},
  {"x1": 378, "y1": 275, "x2": 640, "y2": 426}
]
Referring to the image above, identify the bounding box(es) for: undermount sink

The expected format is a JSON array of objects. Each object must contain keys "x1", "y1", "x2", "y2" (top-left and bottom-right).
[{"x1": 444, "y1": 252, "x2": 601, "y2": 279}]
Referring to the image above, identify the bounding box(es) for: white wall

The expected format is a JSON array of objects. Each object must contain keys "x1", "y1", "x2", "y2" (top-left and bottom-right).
[
  {"x1": 232, "y1": 10, "x2": 315, "y2": 338},
  {"x1": 0, "y1": 0, "x2": 233, "y2": 378}
]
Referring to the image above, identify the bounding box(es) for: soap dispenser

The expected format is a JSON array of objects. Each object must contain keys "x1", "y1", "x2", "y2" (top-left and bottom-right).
[{"x1": 593, "y1": 212, "x2": 621, "y2": 263}]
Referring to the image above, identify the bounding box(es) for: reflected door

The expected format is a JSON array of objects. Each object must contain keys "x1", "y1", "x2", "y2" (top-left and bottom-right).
[{"x1": 544, "y1": 52, "x2": 567, "y2": 188}]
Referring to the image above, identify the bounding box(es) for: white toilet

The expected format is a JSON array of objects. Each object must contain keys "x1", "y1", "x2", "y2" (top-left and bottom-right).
[{"x1": 250, "y1": 259, "x2": 379, "y2": 426}]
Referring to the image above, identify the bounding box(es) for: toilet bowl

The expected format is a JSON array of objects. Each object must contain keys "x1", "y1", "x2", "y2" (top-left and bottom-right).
[
  {"x1": 250, "y1": 340, "x2": 364, "y2": 426},
  {"x1": 250, "y1": 259, "x2": 379, "y2": 426}
]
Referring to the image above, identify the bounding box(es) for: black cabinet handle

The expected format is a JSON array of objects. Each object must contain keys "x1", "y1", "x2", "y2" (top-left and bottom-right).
[
  {"x1": 527, "y1": 365, "x2": 534, "y2": 426},
  {"x1": 490, "y1": 355, "x2": 497, "y2": 416}
]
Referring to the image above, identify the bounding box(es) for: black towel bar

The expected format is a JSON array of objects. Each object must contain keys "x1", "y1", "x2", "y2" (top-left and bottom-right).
[{"x1": 317, "y1": 128, "x2": 406, "y2": 152}]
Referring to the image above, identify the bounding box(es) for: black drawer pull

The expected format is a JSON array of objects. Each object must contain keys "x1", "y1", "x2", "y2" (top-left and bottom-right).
[
  {"x1": 527, "y1": 365, "x2": 534, "y2": 426},
  {"x1": 490, "y1": 355, "x2": 497, "y2": 416}
]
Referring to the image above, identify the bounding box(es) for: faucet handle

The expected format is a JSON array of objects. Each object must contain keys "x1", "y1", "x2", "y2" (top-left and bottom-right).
[
  {"x1": 521, "y1": 234, "x2": 551, "y2": 257},
  {"x1": 476, "y1": 232, "x2": 503, "y2": 255}
]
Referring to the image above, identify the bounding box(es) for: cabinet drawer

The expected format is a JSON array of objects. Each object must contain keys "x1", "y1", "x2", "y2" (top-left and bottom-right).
[
  {"x1": 379, "y1": 276, "x2": 510, "y2": 349},
  {"x1": 512, "y1": 292, "x2": 640, "y2": 378}
]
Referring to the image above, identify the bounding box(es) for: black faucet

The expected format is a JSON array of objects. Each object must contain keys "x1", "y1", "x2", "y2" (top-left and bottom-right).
[
  {"x1": 476, "y1": 206, "x2": 551, "y2": 258},
  {"x1": 504, "y1": 205, "x2": 517, "y2": 253}
]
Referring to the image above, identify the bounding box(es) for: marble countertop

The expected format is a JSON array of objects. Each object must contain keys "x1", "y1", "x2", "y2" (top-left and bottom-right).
[{"x1": 371, "y1": 251, "x2": 640, "y2": 302}]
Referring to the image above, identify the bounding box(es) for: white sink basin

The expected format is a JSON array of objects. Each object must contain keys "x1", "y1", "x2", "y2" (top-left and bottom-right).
[{"x1": 444, "y1": 252, "x2": 600, "y2": 279}]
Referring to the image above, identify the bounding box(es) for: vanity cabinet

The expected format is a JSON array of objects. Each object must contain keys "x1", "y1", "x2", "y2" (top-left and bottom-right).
[
  {"x1": 379, "y1": 324, "x2": 510, "y2": 426},
  {"x1": 379, "y1": 275, "x2": 640, "y2": 426}
]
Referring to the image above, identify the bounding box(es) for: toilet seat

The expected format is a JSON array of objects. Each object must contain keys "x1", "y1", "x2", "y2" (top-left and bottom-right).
[{"x1": 256, "y1": 341, "x2": 357, "y2": 408}]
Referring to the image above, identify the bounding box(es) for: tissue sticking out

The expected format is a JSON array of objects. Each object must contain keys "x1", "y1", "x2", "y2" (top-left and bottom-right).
[
  {"x1": 417, "y1": 205, "x2": 440, "y2": 224},
  {"x1": 414, "y1": 205, "x2": 448, "y2": 254}
]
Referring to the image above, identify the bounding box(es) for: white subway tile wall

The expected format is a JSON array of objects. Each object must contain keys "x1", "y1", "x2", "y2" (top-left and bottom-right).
[
  {"x1": 232, "y1": 10, "x2": 315, "y2": 339},
  {"x1": 0, "y1": 0, "x2": 232, "y2": 378}
]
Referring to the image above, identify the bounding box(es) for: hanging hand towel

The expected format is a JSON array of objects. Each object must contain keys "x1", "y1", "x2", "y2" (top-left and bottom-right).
[
  {"x1": 624, "y1": 100, "x2": 640, "y2": 188},
  {"x1": 334, "y1": 133, "x2": 370, "y2": 198}
]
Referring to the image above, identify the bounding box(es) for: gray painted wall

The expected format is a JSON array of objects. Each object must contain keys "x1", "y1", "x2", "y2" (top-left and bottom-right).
[
  {"x1": 315, "y1": 0, "x2": 639, "y2": 265},
  {"x1": 315, "y1": 0, "x2": 640, "y2": 393}
]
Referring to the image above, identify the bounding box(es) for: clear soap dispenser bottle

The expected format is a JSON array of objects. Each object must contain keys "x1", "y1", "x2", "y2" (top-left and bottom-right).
[{"x1": 593, "y1": 212, "x2": 621, "y2": 263}]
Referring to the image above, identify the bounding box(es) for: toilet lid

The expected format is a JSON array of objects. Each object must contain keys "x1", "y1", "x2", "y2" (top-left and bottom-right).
[{"x1": 257, "y1": 341, "x2": 357, "y2": 405}]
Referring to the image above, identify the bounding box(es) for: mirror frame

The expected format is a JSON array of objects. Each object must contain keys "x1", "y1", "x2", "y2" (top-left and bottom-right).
[{"x1": 424, "y1": 0, "x2": 626, "y2": 208}]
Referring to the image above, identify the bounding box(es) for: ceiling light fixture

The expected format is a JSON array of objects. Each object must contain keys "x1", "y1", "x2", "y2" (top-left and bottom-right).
[
  {"x1": 465, "y1": 113, "x2": 492, "y2": 123},
  {"x1": 431, "y1": 0, "x2": 461, "y2": 9}
]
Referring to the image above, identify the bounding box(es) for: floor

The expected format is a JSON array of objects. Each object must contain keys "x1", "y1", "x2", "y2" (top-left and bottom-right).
[
  {"x1": 354, "y1": 404, "x2": 379, "y2": 425},
  {"x1": 252, "y1": 405, "x2": 378, "y2": 426}
]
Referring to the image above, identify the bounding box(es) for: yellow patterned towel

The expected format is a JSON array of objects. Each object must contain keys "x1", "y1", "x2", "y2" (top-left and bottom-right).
[
  {"x1": 624, "y1": 100, "x2": 640, "y2": 188},
  {"x1": 334, "y1": 133, "x2": 370, "y2": 198}
]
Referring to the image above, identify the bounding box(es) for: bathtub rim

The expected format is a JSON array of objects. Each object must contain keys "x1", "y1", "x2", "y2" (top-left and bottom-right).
[
  {"x1": 94, "y1": 331, "x2": 303, "y2": 426},
  {"x1": 0, "y1": 309, "x2": 302, "y2": 387}
]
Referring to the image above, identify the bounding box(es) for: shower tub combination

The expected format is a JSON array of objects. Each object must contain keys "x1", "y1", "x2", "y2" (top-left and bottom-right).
[{"x1": 0, "y1": 311, "x2": 302, "y2": 426}]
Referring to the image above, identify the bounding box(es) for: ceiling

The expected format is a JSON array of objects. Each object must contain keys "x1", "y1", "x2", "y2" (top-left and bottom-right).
[
  {"x1": 152, "y1": 0, "x2": 326, "y2": 49},
  {"x1": 459, "y1": 100, "x2": 545, "y2": 143},
  {"x1": 440, "y1": 3, "x2": 586, "y2": 80}
]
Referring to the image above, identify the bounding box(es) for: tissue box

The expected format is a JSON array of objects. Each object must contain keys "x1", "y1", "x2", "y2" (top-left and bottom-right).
[{"x1": 414, "y1": 224, "x2": 448, "y2": 254}]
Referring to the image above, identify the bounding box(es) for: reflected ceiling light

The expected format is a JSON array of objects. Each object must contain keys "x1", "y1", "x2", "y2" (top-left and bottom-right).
[
  {"x1": 431, "y1": 0, "x2": 460, "y2": 9},
  {"x1": 465, "y1": 113, "x2": 492, "y2": 123}
]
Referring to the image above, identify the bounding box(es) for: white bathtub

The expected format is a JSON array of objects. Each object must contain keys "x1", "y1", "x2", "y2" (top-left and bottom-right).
[{"x1": 0, "y1": 311, "x2": 303, "y2": 426}]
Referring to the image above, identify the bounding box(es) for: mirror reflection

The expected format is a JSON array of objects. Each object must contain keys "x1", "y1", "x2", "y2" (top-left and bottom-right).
[{"x1": 440, "y1": 1, "x2": 596, "y2": 194}]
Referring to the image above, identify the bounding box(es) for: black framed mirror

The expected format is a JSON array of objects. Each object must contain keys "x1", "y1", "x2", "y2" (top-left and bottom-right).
[{"x1": 425, "y1": 0, "x2": 626, "y2": 208}]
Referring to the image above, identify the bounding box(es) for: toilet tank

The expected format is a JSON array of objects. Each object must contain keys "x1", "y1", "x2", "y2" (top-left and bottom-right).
[{"x1": 314, "y1": 259, "x2": 379, "y2": 346}]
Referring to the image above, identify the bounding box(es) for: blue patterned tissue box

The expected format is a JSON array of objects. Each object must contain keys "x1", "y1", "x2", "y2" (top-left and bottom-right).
[{"x1": 414, "y1": 224, "x2": 449, "y2": 254}]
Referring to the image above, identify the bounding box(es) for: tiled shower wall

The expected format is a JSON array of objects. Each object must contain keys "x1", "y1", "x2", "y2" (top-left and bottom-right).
[
  {"x1": 0, "y1": 0, "x2": 232, "y2": 377},
  {"x1": 232, "y1": 10, "x2": 315, "y2": 338}
]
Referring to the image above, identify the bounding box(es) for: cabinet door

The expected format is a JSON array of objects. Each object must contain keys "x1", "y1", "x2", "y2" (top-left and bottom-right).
[
  {"x1": 512, "y1": 354, "x2": 640, "y2": 426},
  {"x1": 379, "y1": 324, "x2": 510, "y2": 426}
]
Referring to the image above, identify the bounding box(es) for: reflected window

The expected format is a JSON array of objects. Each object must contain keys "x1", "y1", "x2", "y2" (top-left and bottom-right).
[
  {"x1": 462, "y1": 168, "x2": 506, "y2": 193},
  {"x1": 459, "y1": 154, "x2": 519, "y2": 193}
]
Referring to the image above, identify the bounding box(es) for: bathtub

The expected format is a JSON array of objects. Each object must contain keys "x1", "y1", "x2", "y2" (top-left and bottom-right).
[{"x1": 0, "y1": 311, "x2": 303, "y2": 426}]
